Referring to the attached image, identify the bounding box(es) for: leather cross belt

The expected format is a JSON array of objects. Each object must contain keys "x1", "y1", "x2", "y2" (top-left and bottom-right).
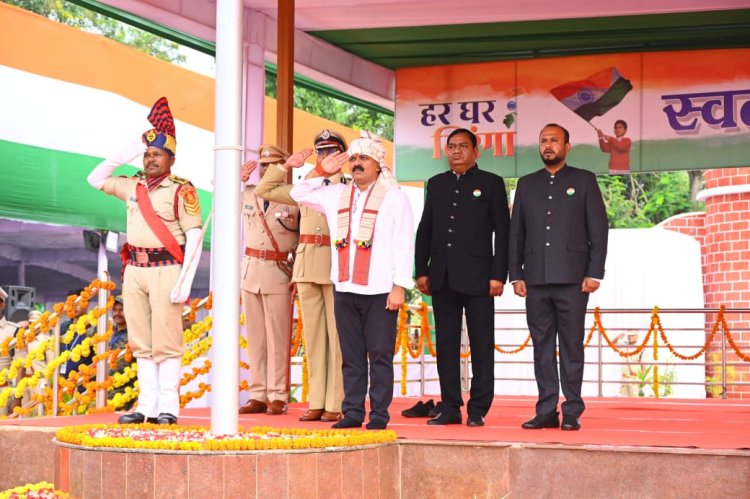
[
  {"x1": 244, "y1": 247, "x2": 289, "y2": 261},
  {"x1": 298, "y1": 234, "x2": 331, "y2": 246}
]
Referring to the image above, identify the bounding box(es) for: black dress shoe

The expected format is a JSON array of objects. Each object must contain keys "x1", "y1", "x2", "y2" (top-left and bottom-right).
[
  {"x1": 427, "y1": 401, "x2": 442, "y2": 418},
  {"x1": 521, "y1": 411, "x2": 560, "y2": 429},
  {"x1": 365, "y1": 420, "x2": 388, "y2": 430},
  {"x1": 467, "y1": 415, "x2": 485, "y2": 427},
  {"x1": 156, "y1": 413, "x2": 178, "y2": 425},
  {"x1": 331, "y1": 416, "x2": 362, "y2": 429},
  {"x1": 426, "y1": 412, "x2": 462, "y2": 425},
  {"x1": 561, "y1": 414, "x2": 581, "y2": 431},
  {"x1": 401, "y1": 399, "x2": 435, "y2": 418},
  {"x1": 118, "y1": 412, "x2": 152, "y2": 424}
]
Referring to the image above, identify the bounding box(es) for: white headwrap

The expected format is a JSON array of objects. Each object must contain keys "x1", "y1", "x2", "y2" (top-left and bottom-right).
[
  {"x1": 347, "y1": 130, "x2": 386, "y2": 165},
  {"x1": 0, "y1": 287, "x2": 6, "y2": 301},
  {"x1": 347, "y1": 130, "x2": 399, "y2": 190}
]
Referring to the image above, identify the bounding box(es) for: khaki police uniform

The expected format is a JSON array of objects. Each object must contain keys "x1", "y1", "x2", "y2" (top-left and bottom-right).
[
  {"x1": 103, "y1": 173, "x2": 202, "y2": 363},
  {"x1": 255, "y1": 164, "x2": 344, "y2": 413},
  {"x1": 242, "y1": 181, "x2": 299, "y2": 404}
]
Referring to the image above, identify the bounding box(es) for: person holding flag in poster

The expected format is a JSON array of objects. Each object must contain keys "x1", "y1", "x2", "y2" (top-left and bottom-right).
[
  {"x1": 596, "y1": 119, "x2": 632, "y2": 175},
  {"x1": 550, "y1": 67, "x2": 633, "y2": 175},
  {"x1": 550, "y1": 67, "x2": 632, "y2": 122},
  {"x1": 87, "y1": 97, "x2": 203, "y2": 425}
]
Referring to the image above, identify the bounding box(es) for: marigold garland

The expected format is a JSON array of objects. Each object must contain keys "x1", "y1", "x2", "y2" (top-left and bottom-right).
[
  {"x1": 55, "y1": 424, "x2": 396, "y2": 452},
  {"x1": 0, "y1": 481, "x2": 69, "y2": 499},
  {"x1": 418, "y1": 302, "x2": 437, "y2": 357}
]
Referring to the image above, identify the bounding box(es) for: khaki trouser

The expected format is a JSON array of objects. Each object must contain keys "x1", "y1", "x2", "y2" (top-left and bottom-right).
[
  {"x1": 297, "y1": 282, "x2": 343, "y2": 412},
  {"x1": 123, "y1": 265, "x2": 184, "y2": 363},
  {"x1": 243, "y1": 289, "x2": 291, "y2": 403}
]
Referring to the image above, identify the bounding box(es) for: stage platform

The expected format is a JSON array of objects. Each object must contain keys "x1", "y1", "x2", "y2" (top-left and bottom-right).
[{"x1": 2, "y1": 396, "x2": 749, "y2": 497}]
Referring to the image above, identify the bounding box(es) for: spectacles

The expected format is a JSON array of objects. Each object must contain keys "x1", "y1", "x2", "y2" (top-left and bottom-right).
[{"x1": 316, "y1": 148, "x2": 340, "y2": 157}]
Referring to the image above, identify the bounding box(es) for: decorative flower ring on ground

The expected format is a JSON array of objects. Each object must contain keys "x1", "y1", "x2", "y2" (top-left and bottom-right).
[
  {"x1": 56, "y1": 424, "x2": 396, "y2": 452},
  {"x1": 0, "y1": 481, "x2": 68, "y2": 499}
]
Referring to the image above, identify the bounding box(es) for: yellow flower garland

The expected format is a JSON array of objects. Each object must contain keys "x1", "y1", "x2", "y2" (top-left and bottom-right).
[
  {"x1": 0, "y1": 481, "x2": 69, "y2": 499},
  {"x1": 55, "y1": 424, "x2": 396, "y2": 452}
]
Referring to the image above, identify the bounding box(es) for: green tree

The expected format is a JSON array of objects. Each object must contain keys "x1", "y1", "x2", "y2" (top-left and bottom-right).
[
  {"x1": 4, "y1": 0, "x2": 185, "y2": 63},
  {"x1": 596, "y1": 172, "x2": 702, "y2": 228},
  {"x1": 266, "y1": 74, "x2": 394, "y2": 140}
]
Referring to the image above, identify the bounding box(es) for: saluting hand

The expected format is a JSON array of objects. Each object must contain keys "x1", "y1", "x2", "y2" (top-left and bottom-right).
[
  {"x1": 285, "y1": 149, "x2": 314, "y2": 169},
  {"x1": 321, "y1": 151, "x2": 349, "y2": 175},
  {"x1": 241, "y1": 160, "x2": 257, "y2": 182}
]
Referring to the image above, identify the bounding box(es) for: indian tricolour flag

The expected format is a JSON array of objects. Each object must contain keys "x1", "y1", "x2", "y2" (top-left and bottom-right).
[{"x1": 550, "y1": 67, "x2": 633, "y2": 121}]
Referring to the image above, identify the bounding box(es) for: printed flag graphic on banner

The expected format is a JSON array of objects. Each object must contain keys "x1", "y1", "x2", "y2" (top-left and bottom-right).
[{"x1": 550, "y1": 67, "x2": 633, "y2": 121}]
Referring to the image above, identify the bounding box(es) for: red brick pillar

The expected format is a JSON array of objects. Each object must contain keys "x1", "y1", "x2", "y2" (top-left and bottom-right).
[{"x1": 697, "y1": 168, "x2": 750, "y2": 398}]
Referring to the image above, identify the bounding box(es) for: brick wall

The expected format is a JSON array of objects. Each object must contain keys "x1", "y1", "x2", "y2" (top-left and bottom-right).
[{"x1": 664, "y1": 168, "x2": 750, "y2": 398}]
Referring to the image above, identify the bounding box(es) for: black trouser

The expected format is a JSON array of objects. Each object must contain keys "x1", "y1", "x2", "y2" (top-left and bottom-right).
[
  {"x1": 432, "y1": 286, "x2": 495, "y2": 418},
  {"x1": 526, "y1": 283, "x2": 590, "y2": 418},
  {"x1": 333, "y1": 291, "x2": 398, "y2": 424}
]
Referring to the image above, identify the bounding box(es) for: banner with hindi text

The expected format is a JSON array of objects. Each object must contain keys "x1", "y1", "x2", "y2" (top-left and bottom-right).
[{"x1": 394, "y1": 48, "x2": 750, "y2": 181}]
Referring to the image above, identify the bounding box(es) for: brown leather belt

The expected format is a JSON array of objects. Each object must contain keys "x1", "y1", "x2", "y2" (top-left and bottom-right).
[
  {"x1": 298, "y1": 234, "x2": 331, "y2": 246},
  {"x1": 129, "y1": 246, "x2": 184, "y2": 265},
  {"x1": 244, "y1": 247, "x2": 290, "y2": 261}
]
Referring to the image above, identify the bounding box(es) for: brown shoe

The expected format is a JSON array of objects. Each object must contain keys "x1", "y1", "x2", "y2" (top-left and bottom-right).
[
  {"x1": 299, "y1": 409, "x2": 325, "y2": 422},
  {"x1": 239, "y1": 399, "x2": 267, "y2": 414},
  {"x1": 320, "y1": 411, "x2": 342, "y2": 422},
  {"x1": 266, "y1": 400, "x2": 288, "y2": 415}
]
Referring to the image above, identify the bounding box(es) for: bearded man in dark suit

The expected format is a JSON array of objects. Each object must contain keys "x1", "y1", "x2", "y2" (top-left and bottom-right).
[
  {"x1": 415, "y1": 128, "x2": 510, "y2": 428},
  {"x1": 510, "y1": 123, "x2": 608, "y2": 431}
]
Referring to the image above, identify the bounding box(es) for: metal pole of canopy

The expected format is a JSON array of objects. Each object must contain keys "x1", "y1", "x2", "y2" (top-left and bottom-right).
[{"x1": 210, "y1": 0, "x2": 244, "y2": 436}]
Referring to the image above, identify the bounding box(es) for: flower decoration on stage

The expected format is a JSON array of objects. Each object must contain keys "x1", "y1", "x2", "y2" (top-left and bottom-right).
[
  {"x1": 0, "y1": 481, "x2": 69, "y2": 498},
  {"x1": 334, "y1": 238, "x2": 349, "y2": 251},
  {"x1": 354, "y1": 239, "x2": 372, "y2": 250},
  {"x1": 56, "y1": 424, "x2": 396, "y2": 451}
]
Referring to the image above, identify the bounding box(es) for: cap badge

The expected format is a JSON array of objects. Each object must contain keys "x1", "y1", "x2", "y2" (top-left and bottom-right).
[
  {"x1": 473, "y1": 189, "x2": 482, "y2": 198},
  {"x1": 321, "y1": 129, "x2": 330, "y2": 139},
  {"x1": 262, "y1": 149, "x2": 271, "y2": 157},
  {"x1": 146, "y1": 130, "x2": 157, "y2": 142},
  {"x1": 567, "y1": 187, "x2": 575, "y2": 196}
]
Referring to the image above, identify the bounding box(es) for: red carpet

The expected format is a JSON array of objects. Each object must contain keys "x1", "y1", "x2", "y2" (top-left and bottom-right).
[{"x1": 4, "y1": 396, "x2": 749, "y2": 451}]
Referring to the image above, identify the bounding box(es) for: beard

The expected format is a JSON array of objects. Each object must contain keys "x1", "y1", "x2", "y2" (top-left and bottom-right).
[{"x1": 540, "y1": 150, "x2": 565, "y2": 165}]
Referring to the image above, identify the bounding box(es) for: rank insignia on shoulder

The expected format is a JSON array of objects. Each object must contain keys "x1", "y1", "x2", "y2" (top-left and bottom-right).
[
  {"x1": 179, "y1": 185, "x2": 201, "y2": 216},
  {"x1": 169, "y1": 174, "x2": 190, "y2": 185}
]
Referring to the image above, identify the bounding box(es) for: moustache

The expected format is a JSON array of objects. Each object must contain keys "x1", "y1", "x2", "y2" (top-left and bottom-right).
[{"x1": 351, "y1": 165, "x2": 364, "y2": 173}]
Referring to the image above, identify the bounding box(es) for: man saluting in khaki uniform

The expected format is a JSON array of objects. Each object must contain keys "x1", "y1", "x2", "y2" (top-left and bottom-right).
[
  {"x1": 87, "y1": 97, "x2": 203, "y2": 425},
  {"x1": 239, "y1": 145, "x2": 300, "y2": 416},
  {"x1": 255, "y1": 130, "x2": 346, "y2": 422}
]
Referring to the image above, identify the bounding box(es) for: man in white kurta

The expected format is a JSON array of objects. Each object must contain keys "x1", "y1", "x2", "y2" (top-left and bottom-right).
[{"x1": 289, "y1": 131, "x2": 414, "y2": 430}]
